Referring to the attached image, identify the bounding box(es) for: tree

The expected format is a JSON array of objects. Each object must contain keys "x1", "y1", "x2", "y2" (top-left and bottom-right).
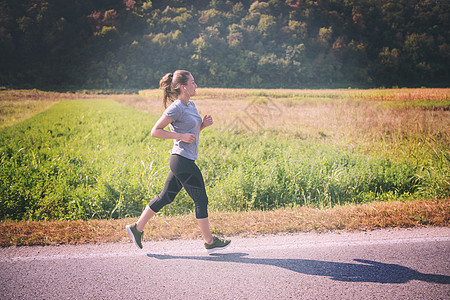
[{"x1": 0, "y1": 0, "x2": 448, "y2": 89}]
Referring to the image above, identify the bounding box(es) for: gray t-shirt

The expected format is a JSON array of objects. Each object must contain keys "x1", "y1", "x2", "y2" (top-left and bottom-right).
[{"x1": 163, "y1": 99, "x2": 203, "y2": 160}]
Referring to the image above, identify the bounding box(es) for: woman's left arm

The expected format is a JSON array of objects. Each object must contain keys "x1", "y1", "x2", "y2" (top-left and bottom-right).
[{"x1": 200, "y1": 115, "x2": 213, "y2": 131}]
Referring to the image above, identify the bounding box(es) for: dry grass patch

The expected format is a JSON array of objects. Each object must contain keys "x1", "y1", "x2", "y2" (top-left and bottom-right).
[
  {"x1": 1, "y1": 199, "x2": 448, "y2": 247},
  {"x1": 119, "y1": 88, "x2": 450, "y2": 146},
  {"x1": 139, "y1": 87, "x2": 450, "y2": 101},
  {"x1": 349, "y1": 88, "x2": 450, "y2": 101}
]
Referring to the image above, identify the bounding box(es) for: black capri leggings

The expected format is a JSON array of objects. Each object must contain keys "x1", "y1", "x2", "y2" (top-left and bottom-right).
[{"x1": 148, "y1": 154, "x2": 209, "y2": 219}]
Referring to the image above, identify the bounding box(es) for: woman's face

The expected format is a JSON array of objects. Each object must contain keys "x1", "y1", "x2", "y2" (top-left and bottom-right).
[{"x1": 184, "y1": 74, "x2": 197, "y2": 97}]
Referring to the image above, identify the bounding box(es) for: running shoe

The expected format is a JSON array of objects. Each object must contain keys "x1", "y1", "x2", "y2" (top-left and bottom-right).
[
  {"x1": 126, "y1": 223, "x2": 143, "y2": 249},
  {"x1": 204, "y1": 236, "x2": 231, "y2": 253}
]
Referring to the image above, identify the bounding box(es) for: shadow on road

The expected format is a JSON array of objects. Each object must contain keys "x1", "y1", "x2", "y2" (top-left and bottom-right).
[{"x1": 147, "y1": 252, "x2": 449, "y2": 284}]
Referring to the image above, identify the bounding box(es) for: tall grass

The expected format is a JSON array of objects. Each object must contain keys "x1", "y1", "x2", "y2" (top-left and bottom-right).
[
  {"x1": 198, "y1": 130, "x2": 447, "y2": 212},
  {"x1": 1, "y1": 89, "x2": 449, "y2": 221},
  {"x1": 1, "y1": 99, "x2": 169, "y2": 220}
]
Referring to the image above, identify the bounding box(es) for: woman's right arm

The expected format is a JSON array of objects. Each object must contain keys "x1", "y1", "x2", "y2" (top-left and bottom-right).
[{"x1": 151, "y1": 115, "x2": 196, "y2": 143}]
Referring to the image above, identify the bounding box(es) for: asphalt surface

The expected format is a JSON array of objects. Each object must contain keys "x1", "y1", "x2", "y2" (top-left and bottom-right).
[{"x1": 1, "y1": 227, "x2": 449, "y2": 299}]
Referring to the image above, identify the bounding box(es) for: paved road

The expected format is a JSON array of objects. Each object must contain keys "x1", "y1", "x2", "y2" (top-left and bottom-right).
[{"x1": 1, "y1": 227, "x2": 449, "y2": 299}]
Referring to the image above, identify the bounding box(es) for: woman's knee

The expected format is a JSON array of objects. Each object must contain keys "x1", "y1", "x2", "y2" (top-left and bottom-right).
[
  {"x1": 148, "y1": 192, "x2": 176, "y2": 212},
  {"x1": 194, "y1": 194, "x2": 208, "y2": 219}
]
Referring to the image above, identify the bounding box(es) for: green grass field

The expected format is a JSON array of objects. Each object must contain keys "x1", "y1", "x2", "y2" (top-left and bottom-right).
[{"x1": 1, "y1": 89, "x2": 449, "y2": 221}]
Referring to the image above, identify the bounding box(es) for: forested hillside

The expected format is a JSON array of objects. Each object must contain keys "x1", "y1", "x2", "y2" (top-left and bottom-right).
[{"x1": 1, "y1": 0, "x2": 449, "y2": 89}]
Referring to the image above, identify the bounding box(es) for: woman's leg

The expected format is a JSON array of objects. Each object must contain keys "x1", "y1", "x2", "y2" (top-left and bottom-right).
[
  {"x1": 136, "y1": 170, "x2": 183, "y2": 231},
  {"x1": 197, "y1": 217, "x2": 214, "y2": 244},
  {"x1": 136, "y1": 205, "x2": 156, "y2": 232},
  {"x1": 170, "y1": 155, "x2": 213, "y2": 243}
]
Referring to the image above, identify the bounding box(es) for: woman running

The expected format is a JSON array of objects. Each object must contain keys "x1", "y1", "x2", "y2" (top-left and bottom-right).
[{"x1": 126, "y1": 70, "x2": 231, "y2": 253}]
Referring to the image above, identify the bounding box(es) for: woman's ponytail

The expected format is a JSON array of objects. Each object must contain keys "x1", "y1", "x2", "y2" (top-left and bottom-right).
[
  {"x1": 159, "y1": 70, "x2": 192, "y2": 108},
  {"x1": 160, "y1": 73, "x2": 174, "y2": 108}
]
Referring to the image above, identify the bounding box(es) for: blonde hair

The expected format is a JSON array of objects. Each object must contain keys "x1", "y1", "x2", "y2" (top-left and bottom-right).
[{"x1": 159, "y1": 70, "x2": 192, "y2": 108}]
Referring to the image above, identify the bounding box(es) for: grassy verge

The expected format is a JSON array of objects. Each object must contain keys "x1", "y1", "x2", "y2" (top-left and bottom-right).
[
  {"x1": 1, "y1": 198, "x2": 448, "y2": 247},
  {"x1": 2, "y1": 93, "x2": 449, "y2": 221},
  {"x1": 0, "y1": 89, "x2": 448, "y2": 247}
]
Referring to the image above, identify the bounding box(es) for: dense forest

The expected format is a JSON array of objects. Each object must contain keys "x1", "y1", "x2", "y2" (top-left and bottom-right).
[{"x1": 0, "y1": 0, "x2": 449, "y2": 89}]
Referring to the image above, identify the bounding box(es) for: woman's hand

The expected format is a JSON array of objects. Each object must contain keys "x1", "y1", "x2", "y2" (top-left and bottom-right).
[
  {"x1": 201, "y1": 115, "x2": 213, "y2": 130},
  {"x1": 179, "y1": 133, "x2": 196, "y2": 143}
]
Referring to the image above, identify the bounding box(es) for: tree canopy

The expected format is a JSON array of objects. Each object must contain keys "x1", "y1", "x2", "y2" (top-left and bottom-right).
[{"x1": 1, "y1": 0, "x2": 449, "y2": 89}]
